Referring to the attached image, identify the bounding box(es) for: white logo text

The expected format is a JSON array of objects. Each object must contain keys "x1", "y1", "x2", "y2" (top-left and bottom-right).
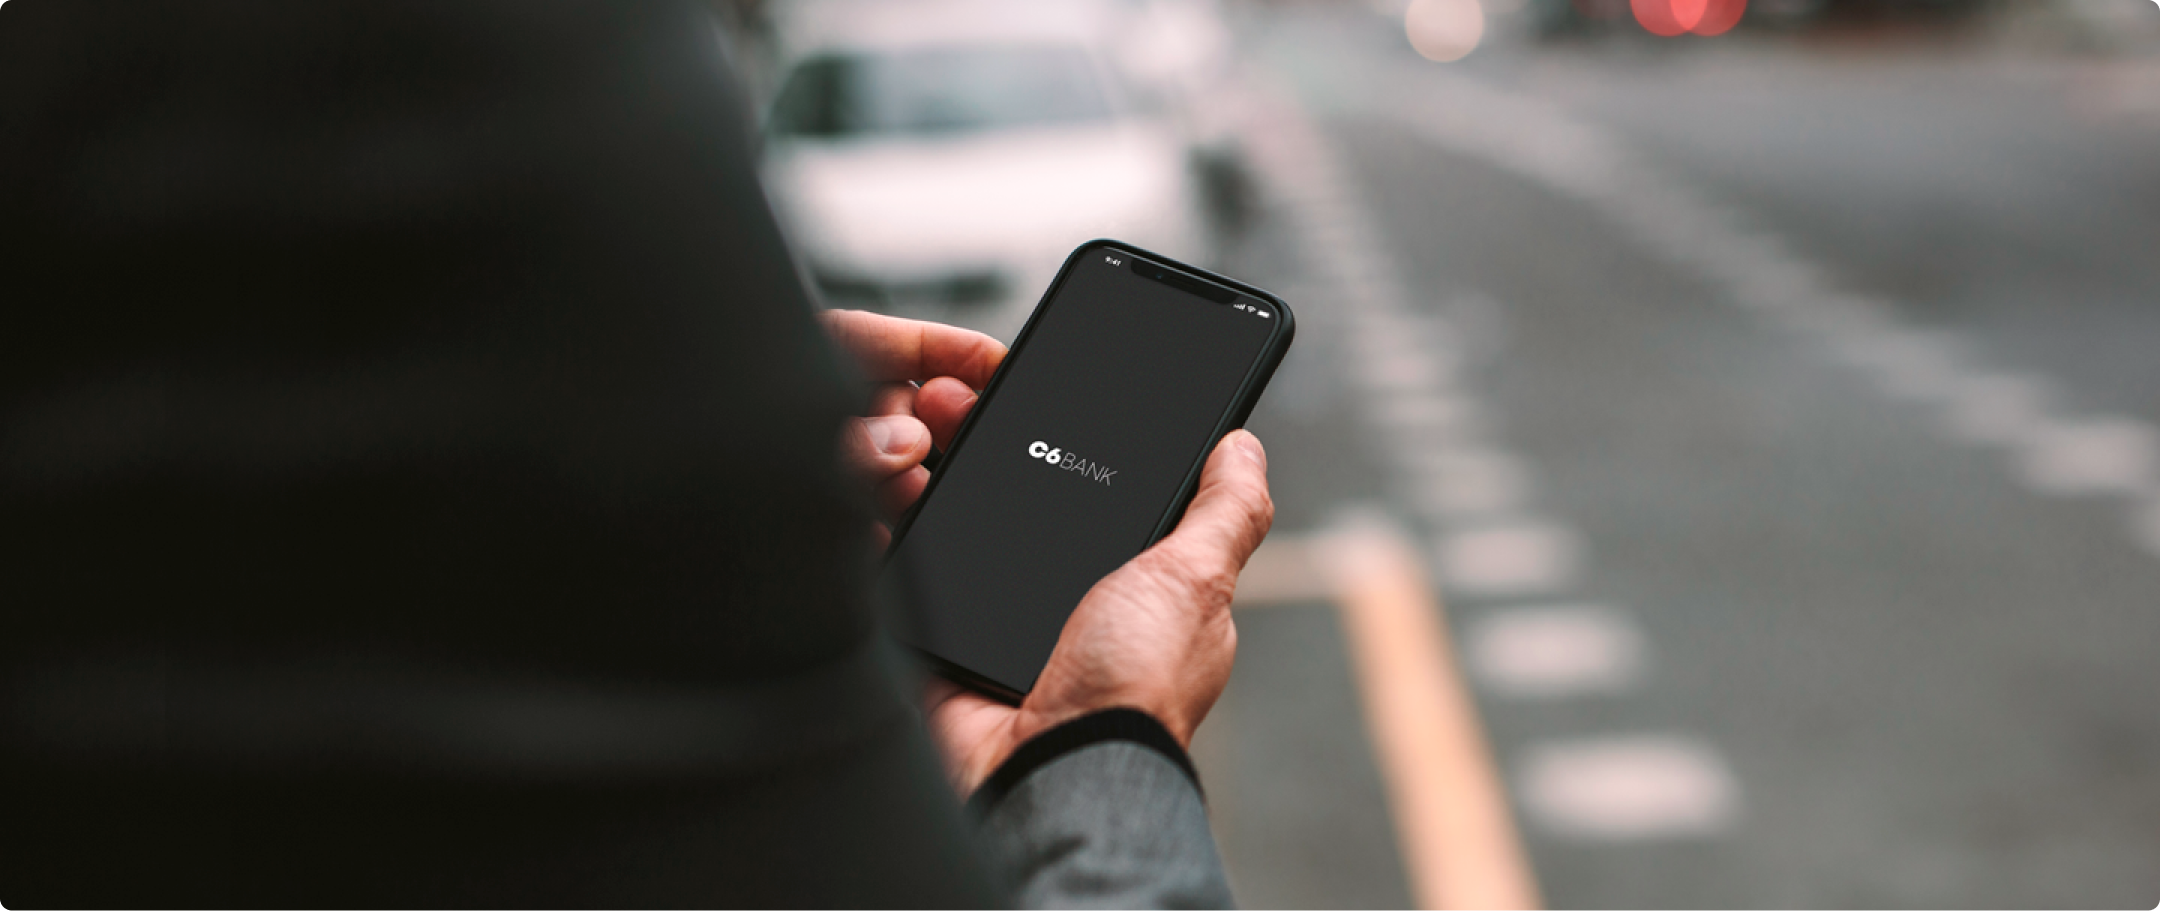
[{"x1": 1027, "y1": 440, "x2": 1116, "y2": 486}]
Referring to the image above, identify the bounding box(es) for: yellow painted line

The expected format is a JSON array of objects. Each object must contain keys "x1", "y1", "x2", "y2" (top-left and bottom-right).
[
  {"x1": 1234, "y1": 535, "x2": 1337, "y2": 606},
  {"x1": 1313, "y1": 516, "x2": 1543, "y2": 911}
]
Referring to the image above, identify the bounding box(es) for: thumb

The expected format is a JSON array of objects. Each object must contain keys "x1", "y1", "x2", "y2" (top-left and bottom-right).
[
  {"x1": 840, "y1": 414, "x2": 931, "y2": 482},
  {"x1": 1162, "y1": 430, "x2": 1274, "y2": 571}
]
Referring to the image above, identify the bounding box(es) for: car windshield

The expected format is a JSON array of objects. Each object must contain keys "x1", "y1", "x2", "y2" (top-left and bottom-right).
[{"x1": 768, "y1": 45, "x2": 1114, "y2": 140}]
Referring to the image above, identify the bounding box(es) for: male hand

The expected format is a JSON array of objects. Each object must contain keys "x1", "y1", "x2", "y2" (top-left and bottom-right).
[
  {"x1": 822, "y1": 309, "x2": 1006, "y2": 539},
  {"x1": 921, "y1": 431, "x2": 1270, "y2": 793},
  {"x1": 820, "y1": 309, "x2": 1273, "y2": 795}
]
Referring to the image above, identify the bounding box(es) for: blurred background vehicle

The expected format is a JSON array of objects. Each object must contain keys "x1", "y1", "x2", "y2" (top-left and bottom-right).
[{"x1": 756, "y1": 0, "x2": 1245, "y2": 340}]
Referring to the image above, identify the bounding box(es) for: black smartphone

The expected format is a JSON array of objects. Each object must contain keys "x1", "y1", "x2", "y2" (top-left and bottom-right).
[{"x1": 880, "y1": 239, "x2": 1295, "y2": 702}]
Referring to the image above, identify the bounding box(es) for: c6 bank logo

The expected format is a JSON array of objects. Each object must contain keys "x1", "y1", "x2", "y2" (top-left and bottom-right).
[{"x1": 1028, "y1": 440, "x2": 1117, "y2": 486}]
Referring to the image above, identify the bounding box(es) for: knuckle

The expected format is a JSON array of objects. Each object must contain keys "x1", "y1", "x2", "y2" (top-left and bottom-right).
[
  {"x1": 841, "y1": 420, "x2": 874, "y2": 456},
  {"x1": 851, "y1": 421, "x2": 885, "y2": 454},
  {"x1": 1226, "y1": 478, "x2": 1273, "y2": 528}
]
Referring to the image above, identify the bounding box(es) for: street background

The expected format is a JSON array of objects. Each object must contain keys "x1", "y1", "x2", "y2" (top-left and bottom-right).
[{"x1": 739, "y1": 0, "x2": 2160, "y2": 905}]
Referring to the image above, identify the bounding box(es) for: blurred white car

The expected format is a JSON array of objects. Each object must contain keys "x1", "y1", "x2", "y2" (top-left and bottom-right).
[{"x1": 758, "y1": 0, "x2": 1214, "y2": 341}]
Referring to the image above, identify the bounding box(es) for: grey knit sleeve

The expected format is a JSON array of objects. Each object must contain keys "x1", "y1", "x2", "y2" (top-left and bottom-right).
[{"x1": 972, "y1": 710, "x2": 1235, "y2": 909}]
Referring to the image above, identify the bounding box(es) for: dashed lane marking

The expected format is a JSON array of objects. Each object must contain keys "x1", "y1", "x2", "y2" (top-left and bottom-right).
[
  {"x1": 1518, "y1": 735, "x2": 1741, "y2": 841},
  {"x1": 1436, "y1": 521, "x2": 1584, "y2": 601},
  {"x1": 1466, "y1": 604, "x2": 1646, "y2": 699},
  {"x1": 1941, "y1": 373, "x2": 2054, "y2": 447},
  {"x1": 1366, "y1": 390, "x2": 1484, "y2": 438},
  {"x1": 1231, "y1": 522, "x2": 1542, "y2": 910},
  {"x1": 1235, "y1": 69, "x2": 1745, "y2": 877},
  {"x1": 1830, "y1": 328, "x2": 1968, "y2": 403},
  {"x1": 1355, "y1": 347, "x2": 1456, "y2": 393},
  {"x1": 1374, "y1": 67, "x2": 2160, "y2": 563},
  {"x1": 1319, "y1": 514, "x2": 1545, "y2": 911},
  {"x1": 1233, "y1": 78, "x2": 1575, "y2": 907},
  {"x1": 2013, "y1": 418, "x2": 2159, "y2": 498},
  {"x1": 1402, "y1": 446, "x2": 1533, "y2": 522}
]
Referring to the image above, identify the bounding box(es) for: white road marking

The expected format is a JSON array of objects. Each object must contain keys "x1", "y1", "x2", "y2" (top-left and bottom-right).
[
  {"x1": 1832, "y1": 329, "x2": 1967, "y2": 403},
  {"x1": 1436, "y1": 521, "x2": 1583, "y2": 599},
  {"x1": 1346, "y1": 317, "x2": 1462, "y2": 363},
  {"x1": 1380, "y1": 68, "x2": 2160, "y2": 563},
  {"x1": 1356, "y1": 347, "x2": 1456, "y2": 393},
  {"x1": 1773, "y1": 292, "x2": 1891, "y2": 340},
  {"x1": 1942, "y1": 374, "x2": 2054, "y2": 447},
  {"x1": 1344, "y1": 303, "x2": 1432, "y2": 336},
  {"x1": 1467, "y1": 604, "x2": 1645, "y2": 698},
  {"x1": 1367, "y1": 391, "x2": 1485, "y2": 438},
  {"x1": 1236, "y1": 76, "x2": 1748, "y2": 888},
  {"x1": 1403, "y1": 446, "x2": 1532, "y2": 519},
  {"x1": 2013, "y1": 418, "x2": 2160, "y2": 497},
  {"x1": 1248, "y1": 90, "x2": 1553, "y2": 548},
  {"x1": 1518, "y1": 735, "x2": 1740, "y2": 840},
  {"x1": 1318, "y1": 513, "x2": 1545, "y2": 909},
  {"x1": 1730, "y1": 257, "x2": 1829, "y2": 314}
]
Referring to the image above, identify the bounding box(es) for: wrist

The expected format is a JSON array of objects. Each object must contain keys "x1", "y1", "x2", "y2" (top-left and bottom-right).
[
  {"x1": 963, "y1": 707, "x2": 1201, "y2": 812},
  {"x1": 943, "y1": 708, "x2": 1065, "y2": 795}
]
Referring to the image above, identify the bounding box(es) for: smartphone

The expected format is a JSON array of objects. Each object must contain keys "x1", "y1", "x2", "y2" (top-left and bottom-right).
[{"x1": 880, "y1": 239, "x2": 1295, "y2": 702}]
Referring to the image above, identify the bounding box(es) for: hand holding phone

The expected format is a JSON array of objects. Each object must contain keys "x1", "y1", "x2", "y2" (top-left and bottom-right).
[
  {"x1": 921, "y1": 429, "x2": 1272, "y2": 794},
  {"x1": 822, "y1": 306, "x2": 1278, "y2": 793},
  {"x1": 843, "y1": 240, "x2": 1292, "y2": 792},
  {"x1": 881, "y1": 242, "x2": 1292, "y2": 700}
]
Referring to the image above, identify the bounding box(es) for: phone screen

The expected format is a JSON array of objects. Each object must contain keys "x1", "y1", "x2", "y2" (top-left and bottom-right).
[{"x1": 883, "y1": 242, "x2": 1289, "y2": 697}]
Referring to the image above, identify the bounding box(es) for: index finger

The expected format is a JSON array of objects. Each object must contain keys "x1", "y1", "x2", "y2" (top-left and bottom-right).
[{"x1": 821, "y1": 310, "x2": 1007, "y2": 390}]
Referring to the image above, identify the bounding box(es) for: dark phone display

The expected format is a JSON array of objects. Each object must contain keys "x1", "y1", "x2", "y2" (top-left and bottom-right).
[{"x1": 884, "y1": 245, "x2": 1285, "y2": 696}]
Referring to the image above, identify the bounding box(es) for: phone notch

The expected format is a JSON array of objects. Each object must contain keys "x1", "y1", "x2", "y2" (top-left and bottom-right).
[{"x1": 1129, "y1": 257, "x2": 1235, "y2": 304}]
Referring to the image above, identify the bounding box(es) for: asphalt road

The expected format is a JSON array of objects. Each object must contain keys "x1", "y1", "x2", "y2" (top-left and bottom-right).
[{"x1": 1192, "y1": 7, "x2": 2160, "y2": 908}]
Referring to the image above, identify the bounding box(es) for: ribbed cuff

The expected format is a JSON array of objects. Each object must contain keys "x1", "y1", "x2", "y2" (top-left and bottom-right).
[{"x1": 966, "y1": 708, "x2": 1201, "y2": 815}]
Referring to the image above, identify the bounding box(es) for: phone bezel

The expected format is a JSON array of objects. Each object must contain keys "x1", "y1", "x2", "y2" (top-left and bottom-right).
[{"x1": 878, "y1": 238, "x2": 1297, "y2": 703}]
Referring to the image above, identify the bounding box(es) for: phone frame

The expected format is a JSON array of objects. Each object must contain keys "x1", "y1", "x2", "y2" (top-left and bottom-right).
[{"x1": 879, "y1": 238, "x2": 1297, "y2": 703}]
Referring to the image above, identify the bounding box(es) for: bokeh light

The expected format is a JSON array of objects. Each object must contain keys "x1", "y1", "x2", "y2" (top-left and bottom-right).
[
  {"x1": 1632, "y1": 0, "x2": 1746, "y2": 36},
  {"x1": 1691, "y1": 0, "x2": 1747, "y2": 35},
  {"x1": 1629, "y1": 0, "x2": 1688, "y2": 36},
  {"x1": 1406, "y1": 0, "x2": 1487, "y2": 62}
]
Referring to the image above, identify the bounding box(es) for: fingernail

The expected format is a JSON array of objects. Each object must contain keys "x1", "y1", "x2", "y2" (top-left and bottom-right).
[
  {"x1": 864, "y1": 416, "x2": 924, "y2": 455},
  {"x1": 1234, "y1": 432, "x2": 1266, "y2": 468}
]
